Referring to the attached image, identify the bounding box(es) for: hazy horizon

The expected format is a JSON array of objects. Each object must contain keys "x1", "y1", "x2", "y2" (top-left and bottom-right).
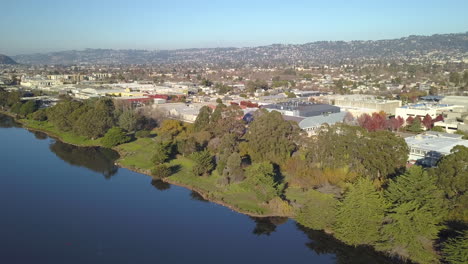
[{"x1": 2, "y1": 0, "x2": 468, "y2": 56}]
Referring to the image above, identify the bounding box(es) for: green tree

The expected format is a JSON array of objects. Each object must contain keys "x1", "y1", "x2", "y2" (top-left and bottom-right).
[
  {"x1": 101, "y1": 127, "x2": 130, "y2": 148},
  {"x1": 334, "y1": 178, "x2": 388, "y2": 246},
  {"x1": 177, "y1": 137, "x2": 198, "y2": 156},
  {"x1": 431, "y1": 145, "x2": 468, "y2": 222},
  {"x1": 31, "y1": 108, "x2": 47, "y2": 121},
  {"x1": 47, "y1": 100, "x2": 84, "y2": 131},
  {"x1": 151, "y1": 141, "x2": 172, "y2": 165},
  {"x1": 296, "y1": 190, "x2": 337, "y2": 231},
  {"x1": 19, "y1": 100, "x2": 38, "y2": 116},
  {"x1": 157, "y1": 119, "x2": 185, "y2": 142},
  {"x1": 406, "y1": 117, "x2": 422, "y2": 132},
  {"x1": 222, "y1": 152, "x2": 244, "y2": 184},
  {"x1": 242, "y1": 162, "x2": 281, "y2": 202},
  {"x1": 380, "y1": 166, "x2": 446, "y2": 263},
  {"x1": 245, "y1": 110, "x2": 299, "y2": 165},
  {"x1": 442, "y1": 230, "x2": 468, "y2": 264},
  {"x1": 10, "y1": 102, "x2": 22, "y2": 114},
  {"x1": 193, "y1": 106, "x2": 212, "y2": 132},
  {"x1": 151, "y1": 164, "x2": 171, "y2": 178},
  {"x1": 190, "y1": 150, "x2": 214, "y2": 176},
  {"x1": 118, "y1": 110, "x2": 138, "y2": 132},
  {"x1": 6, "y1": 91, "x2": 21, "y2": 107}
]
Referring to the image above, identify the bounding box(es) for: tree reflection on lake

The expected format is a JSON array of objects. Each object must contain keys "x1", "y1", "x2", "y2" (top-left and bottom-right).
[
  {"x1": 49, "y1": 140, "x2": 119, "y2": 179},
  {"x1": 296, "y1": 223, "x2": 401, "y2": 264},
  {"x1": 0, "y1": 114, "x2": 20, "y2": 128},
  {"x1": 151, "y1": 179, "x2": 171, "y2": 191}
]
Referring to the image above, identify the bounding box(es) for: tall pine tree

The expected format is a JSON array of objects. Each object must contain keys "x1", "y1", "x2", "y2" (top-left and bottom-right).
[
  {"x1": 380, "y1": 166, "x2": 446, "y2": 263},
  {"x1": 334, "y1": 178, "x2": 388, "y2": 246}
]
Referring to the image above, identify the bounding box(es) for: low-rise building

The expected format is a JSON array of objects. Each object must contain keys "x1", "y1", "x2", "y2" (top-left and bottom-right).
[
  {"x1": 395, "y1": 103, "x2": 459, "y2": 123},
  {"x1": 334, "y1": 96, "x2": 401, "y2": 115},
  {"x1": 299, "y1": 112, "x2": 347, "y2": 136},
  {"x1": 263, "y1": 102, "x2": 340, "y2": 117},
  {"x1": 405, "y1": 131, "x2": 468, "y2": 166}
]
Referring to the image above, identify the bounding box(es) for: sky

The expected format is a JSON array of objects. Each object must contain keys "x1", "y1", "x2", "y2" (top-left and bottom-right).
[{"x1": 1, "y1": 0, "x2": 467, "y2": 55}]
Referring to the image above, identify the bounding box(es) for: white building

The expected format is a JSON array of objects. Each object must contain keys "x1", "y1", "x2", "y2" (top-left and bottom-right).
[
  {"x1": 395, "y1": 103, "x2": 460, "y2": 123},
  {"x1": 405, "y1": 131, "x2": 468, "y2": 166}
]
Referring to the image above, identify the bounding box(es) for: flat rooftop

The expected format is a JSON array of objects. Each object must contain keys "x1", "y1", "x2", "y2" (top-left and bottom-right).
[{"x1": 405, "y1": 132, "x2": 468, "y2": 155}]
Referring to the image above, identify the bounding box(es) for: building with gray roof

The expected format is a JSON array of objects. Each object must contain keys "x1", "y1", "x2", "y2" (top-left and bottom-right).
[
  {"x1": 405, "y1": 131, "x2": 468, "y2": 166},
  {"x1": 299, "y1": 112, "x2": 347, "y2": 136}
]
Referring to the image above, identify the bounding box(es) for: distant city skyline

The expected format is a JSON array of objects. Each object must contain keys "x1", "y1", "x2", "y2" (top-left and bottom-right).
[{"x1": 1, "y1": 0, "x2": 468, "y2": 55}]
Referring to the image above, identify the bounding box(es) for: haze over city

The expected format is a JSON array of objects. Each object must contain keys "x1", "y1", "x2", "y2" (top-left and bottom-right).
[{"x1": 1, "y1": 0, "x2": 468, "y2": 55}]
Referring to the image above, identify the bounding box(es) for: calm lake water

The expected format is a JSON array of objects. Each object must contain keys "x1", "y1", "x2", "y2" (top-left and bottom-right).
[{"x1": 0, "y1": 114, "x2": 395, "y2": 264}]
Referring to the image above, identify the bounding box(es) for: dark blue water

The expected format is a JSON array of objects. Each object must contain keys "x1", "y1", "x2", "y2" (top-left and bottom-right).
[{"x1": 0, "y1": 114, "x2": 394, "y2": 264}]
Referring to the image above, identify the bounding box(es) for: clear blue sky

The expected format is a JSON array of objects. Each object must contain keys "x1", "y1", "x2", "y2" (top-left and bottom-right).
[{"x1": 1, "y1": 0, "x2": 467, "y2": 55}]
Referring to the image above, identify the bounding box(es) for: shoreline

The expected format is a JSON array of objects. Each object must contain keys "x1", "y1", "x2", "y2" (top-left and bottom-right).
[
  {"x1": 7, "y1": 113, "x2": 287, "y2": 219},
  {"x1": 0, "y1": 112, "x2": 407, "y2": 263}
]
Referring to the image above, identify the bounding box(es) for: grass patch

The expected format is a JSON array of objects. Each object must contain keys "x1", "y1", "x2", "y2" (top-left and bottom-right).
[
  {"x1": 115, "y1": 138, "x2": 158, "y2": 170},
  {"x1": 21, "y1": 119, "x2": 101, "y2": 146},
  {"x1": 285, "y1": 187, "x2": 316, "y2": 205}
]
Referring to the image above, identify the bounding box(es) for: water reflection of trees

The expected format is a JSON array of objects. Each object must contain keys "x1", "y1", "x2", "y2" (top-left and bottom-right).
[
  {"x1": 151, "y1": 179, "x2": 171, "y2": 191},
  {"x1": 49, "y1": 140, "x2": 119, "y2": 179},
  {"x1": 296, "y1": 223, "x2": 401, "y2": 264},
  {"x1": 0, "y1": 114, "x2": 20, "y2": 128},
  {"x1": 250, "y1": 217, "x2": 288, "y2": 236},
  {"x1": 190, "y1": 191, "x2": 208, "y2": 202},
  {"x1": 33, "y1": 131, "x2": 48, "y2": 140}
]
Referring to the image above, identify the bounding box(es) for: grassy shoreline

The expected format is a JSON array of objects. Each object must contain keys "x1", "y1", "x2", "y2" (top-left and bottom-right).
[{"x1": 10, "y1": 114, "x2": 289, "y2": 218}]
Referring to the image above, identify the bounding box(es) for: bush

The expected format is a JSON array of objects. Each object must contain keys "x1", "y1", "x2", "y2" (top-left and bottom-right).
[
  {"x1": 151, "y1": 164, "x2": 171, "y2": 178},
  {"x1": 101, "y1": 127, "x2": 131, "y2": 148},
  {"x1": 31, "y1": 108, "x2": 48, "y2": 121},
  {"x1": 135, "y1": 130, "x2": 151, "y2": 138},
  {"x1": 296, "y1": 190, "x2": 337, "y2": 231}
]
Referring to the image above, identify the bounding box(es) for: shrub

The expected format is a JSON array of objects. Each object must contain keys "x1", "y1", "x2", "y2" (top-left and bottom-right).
[
  {"x1": 135, "y1": 130, "x2": 151, "y2": 138},
  {"x1": 151, "y1": 164, "x2": 171, "y2": 178},
  {"x1": 295, "y1": 190, "x2": 337, "y2": 231},
  {"x1": 101, "y1": 127, "x2": 131, "y2": 148}
]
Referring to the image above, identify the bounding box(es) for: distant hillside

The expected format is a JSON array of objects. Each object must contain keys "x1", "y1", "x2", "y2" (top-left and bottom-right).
[
  {"x1": 0, "y1": 54, "x2": 17, "y2": 65},
  {"x1": 11, "y1": 32, "x2": 468, "y2": 66}
]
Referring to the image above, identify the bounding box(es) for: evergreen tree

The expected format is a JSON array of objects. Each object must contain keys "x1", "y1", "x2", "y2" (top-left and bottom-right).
[
  {"x1": 334, "y1": 178, "x2": 388, "y2": 246},
  {"x1": 431, "y1": 146, "x2": 468, "y2": 222},
  {"x1": 442, "y1": 230, "x2": 468, "y2": 264},
  {"x1": 151, "y1": 141, "x2": 171, "y2": 165},
  {"x1": 194, "y1": 106, "x2": 212, "y2": 132},
  {"x1": 296, "y1": 190, "x2": 337, "y2": 231},
  {"x1": 380, "y1": 166, "x2": 446, "y2": 263},
  {"x1": 101, "y1": 127, "x2": 130, "y2": 148},
  {"x1": 222, "y1": 152, "x2": 244, "y2": 184},
  {"x1": 242, "y1": 162, "x2": 281, "y2": 202},
  {"x1": 244, "y1": 110, "x2": 299, "y2": 165},
  {"x1": 19, "y1": 100, "x2": 38, "y2": 116},
  {"x1": 190, "y1": 150, "x2": 214, "y2": 176},
  {"x1": 118, "y1": 109, "x2": 138, "y2": 132}
]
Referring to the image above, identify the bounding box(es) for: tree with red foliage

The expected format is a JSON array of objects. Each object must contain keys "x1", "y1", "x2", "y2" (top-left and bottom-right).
[
  {"x1": 357, "y1": 113, "x2": 372, "y2": 131},
  {"x1": 434, "y1": 115, "x2": 444, "y2": 122},
  {"x1": 358, "y1": 112, "x2": 388, "y2": 132},
  {"x1": 406, "y1": 116, "x2": 414, "y2": 125},
  {"x1": 386, "y1": 117, "x2": 402, "y2": 131},
  {"x1": 396, "y1": 116, "x2": 404, "y2": 129},
  {"x1": 371, "y1": 112, "x2": 387, "y2": 131},
  {"x1": 422, "y1": 114, "x2": 433, "y2": 130}
]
